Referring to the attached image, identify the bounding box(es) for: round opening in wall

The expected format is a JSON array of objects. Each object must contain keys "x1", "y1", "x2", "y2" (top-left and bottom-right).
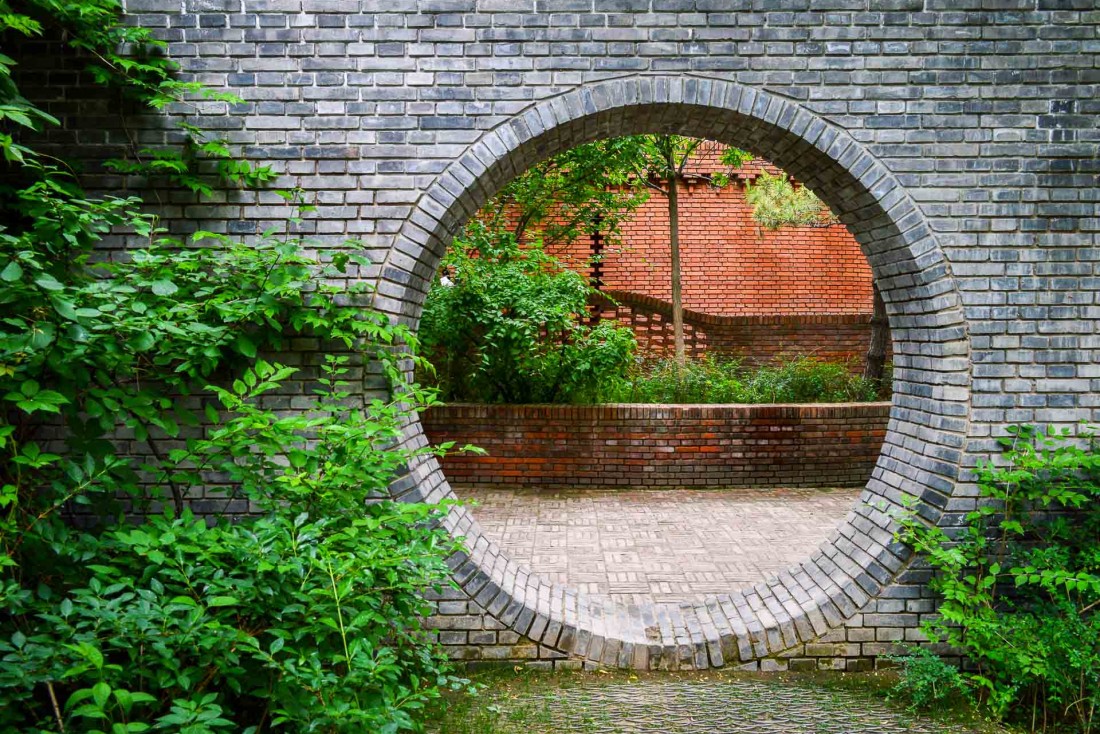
[
  {"x1": 381, "y1": 77, "x2": 970, "y2": 670},
  {"x1": 417, "y1": 134, "x2": 892, "y2": 608}
]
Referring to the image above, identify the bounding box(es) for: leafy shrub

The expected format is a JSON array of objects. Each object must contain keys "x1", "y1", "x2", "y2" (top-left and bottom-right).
[
  {"x1": 884, "y1": 646, "x2": 970, "y2": 711},
  {"x1": 0, "y1": 147, "x2": 469, "y2": 733},
  {"x1": 1, "y1": 358, "x2": 469, "y2": 733},
  {"x1": 419, "y1": 222, "x2": 636, "y2": 404},
  {"x1": 598, "y1": 355, "x2": 882, "y2": 404},
  {"x1": 0, "y1": 5, "x2": 470, "y2": 729},
  {"x1": 895, "y1": 425, "x2": 1100, "y2": 733}
]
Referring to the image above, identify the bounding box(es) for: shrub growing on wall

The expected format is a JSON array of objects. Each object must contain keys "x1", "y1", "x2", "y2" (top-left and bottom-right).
[
  {"x1": 420, "y1": 223, "x2": 637, "y2": 404},
  {"x1": 597, "y1": 355, "x2": 881, "y2": 404},
  {"x1": 895, "y1": 425, "x2": 1100, "y2": 733}
]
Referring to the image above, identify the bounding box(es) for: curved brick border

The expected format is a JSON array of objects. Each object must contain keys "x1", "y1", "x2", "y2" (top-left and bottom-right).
[{"x1": 378, "y1": 76, "x2": 971, "y2": 669}]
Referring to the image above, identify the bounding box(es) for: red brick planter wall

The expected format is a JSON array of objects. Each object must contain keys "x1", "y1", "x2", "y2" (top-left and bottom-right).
[{"x1": 422, "y1": 402, "x2": 890, "y2": 489}]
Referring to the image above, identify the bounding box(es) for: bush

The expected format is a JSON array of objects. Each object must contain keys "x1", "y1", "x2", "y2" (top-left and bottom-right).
[
  {"x1": 419, "y1": 222, "x2": 636, "y2": 404},
  {"x1": 744, "y1": 172, "x2": 838, "y2": 230},
  {"x1": 895, "y1": 425, "x2": 1100, "y2": 733},
  {"x1": 0, "y1": 5, "x2": 471, "y2": 731},
  {"x1": 884, "y1": 646, "x2": 970, "y2": 711},
  {"x1": 597, "y1": 355, "x2": 882, "y2": 404},
  {"x1": 1, "y1": 350, "x2": 471, "y2": 733}
]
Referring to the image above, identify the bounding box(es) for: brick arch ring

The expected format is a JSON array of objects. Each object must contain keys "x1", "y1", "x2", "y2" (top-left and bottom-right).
[{"x1": 375, "y1": 75, "x2": 971, "y2": 669}]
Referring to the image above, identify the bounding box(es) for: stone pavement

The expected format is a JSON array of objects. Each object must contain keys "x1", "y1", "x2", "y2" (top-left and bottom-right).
[
  {"x1": 517, "y1": 678, "x2": 991, "y2": 734},
  {"x1": 458, "y1": 486, "x2": 861, "y2": 605},
  {"x1": 434, "y1": 675, "x2": 1000, "y2": 734}
]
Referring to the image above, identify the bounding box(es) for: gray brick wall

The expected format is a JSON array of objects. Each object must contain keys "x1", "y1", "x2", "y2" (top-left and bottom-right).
[{"x1": 27, "y1": 1, "x2": 1100, "y2": 669}]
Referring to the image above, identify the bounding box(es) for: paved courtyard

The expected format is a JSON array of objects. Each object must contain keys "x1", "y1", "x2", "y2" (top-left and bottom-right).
[
  {"x1": 432, "y1": 672, "x2": 1002, "y2": 734},
  {"x1": 458, "y1": 486, "x2": 861, "y2": 604}
]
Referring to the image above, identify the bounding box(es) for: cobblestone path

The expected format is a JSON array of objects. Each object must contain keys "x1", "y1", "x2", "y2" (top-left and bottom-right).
[
  {"x1": 457, "y1": 676, "x2": 998, "y2": 734},
  {"x1": 459, "y1": 486, "x2": 861, "y2": 604}
]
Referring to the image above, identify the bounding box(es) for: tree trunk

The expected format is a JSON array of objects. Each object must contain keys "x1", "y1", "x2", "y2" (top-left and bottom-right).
[
  {"x1": 667, "y1": 154, "x2": 685, "y2": 366},
  {"x1": 864, "y1": 283, "x2": 888, "y2": 384}
]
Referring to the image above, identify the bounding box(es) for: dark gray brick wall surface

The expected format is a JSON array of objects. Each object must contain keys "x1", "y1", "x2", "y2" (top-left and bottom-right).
[{"x1": 30, "y1": 1, "x2": 1100, "y2": 669}]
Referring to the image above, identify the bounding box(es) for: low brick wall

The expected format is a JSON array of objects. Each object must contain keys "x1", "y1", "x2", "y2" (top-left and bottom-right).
[{"x1": 422, "y1": 402, "x2": 890, "y2": 488}]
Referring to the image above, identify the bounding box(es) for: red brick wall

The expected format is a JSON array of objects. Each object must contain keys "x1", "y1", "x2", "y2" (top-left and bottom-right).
[
  {"x1": 422, "y1": 402, "x2": 890, "y2": 489},
  {"x1": 548, "y1": 153, "x2": 874, "y2": 318}
]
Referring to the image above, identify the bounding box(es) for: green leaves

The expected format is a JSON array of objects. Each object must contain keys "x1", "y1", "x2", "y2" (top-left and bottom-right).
[
  {"x1": 893, "y1": 424, "x2": 1100, "y2": 730},
  {"x1": 420, "y1": 223, "x2": 636, "y2": 403},
  {"x1": 0, "y1": 261, "x2": 22, "y2": 282},
  {"x1": 3, "y1": 379, "x2": 68, "y2": 415},
  {"x1": 0, "y1": 4, "x2": 471, "y2": 732},
  {"x1": 149, "y1": 279, "x2": 177, "y2": 297},
  {"x1": 744, "y1": 172, "x2": 837, "y2": 230},
  {"x1": 34, "y1": 272, "x2": 65, "y2": 291},
  {"x1": 599, "y1": 354, "x2": 881, "y2": 405}
]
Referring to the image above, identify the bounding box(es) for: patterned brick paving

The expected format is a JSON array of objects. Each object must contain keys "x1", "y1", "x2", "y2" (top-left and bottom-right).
[
  {"x1": 459, "y1": 486, "x2": 861, "y2": 605},
  {"x1": 433, "y1": 677, "x2": 1003, "y2": 734}
]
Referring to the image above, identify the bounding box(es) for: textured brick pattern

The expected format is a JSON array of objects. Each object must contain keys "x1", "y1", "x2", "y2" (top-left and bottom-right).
[
  {"x1": 558, "y1": 154, "x2": 875, "y2": 317},
  {"x1": 423, "y1": 402, "x2": 889, "y2": 488},
  {"x1": 594, "y1": 290, "x2": 882, "y2": 364},
  {"x1": 448, "y1": 677, "x2": 985, "y2": 730},
  {"x1": 457, "y1": 486, "x2": 862, "y2": 605},
  {"x1": 28, "y1": 2, "x2": 1099, "y2": 670}
]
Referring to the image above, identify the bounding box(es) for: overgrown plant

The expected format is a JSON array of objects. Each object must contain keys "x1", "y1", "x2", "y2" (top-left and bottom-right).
[
  {"x1": 1, "y1": 357, "x2": 471, "y2": 733},
  {"x1": 883, "y1": 646, "x2": 970, "y2": 711},
  {"x1": 0, "y1": 0, "x2": 274, "y2": 192},
  {"x1": 895, "y1": 425, "x2": 1100, "y2": 733},
  {"x1": 419, "y1": 222, "x2": 636, "y2": 404},
  {"x1": 0, "y1": 2, "x2": 471, "y2": 731}
]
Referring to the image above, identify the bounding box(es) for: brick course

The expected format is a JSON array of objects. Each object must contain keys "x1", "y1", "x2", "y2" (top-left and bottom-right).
[{"x1": 423, "y1": 402, "x2": 889, "y2": 488}]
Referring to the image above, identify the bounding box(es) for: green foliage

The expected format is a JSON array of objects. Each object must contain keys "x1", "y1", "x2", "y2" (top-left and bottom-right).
[
  {"x1": 419, "y1": 222, "x2": 636, "y2": 404},
  {"x1": 895, "y1": 425, "x2": 1100, "y2": 733},
  {"x1": 598, "y1": 355, "x2": 882, "y2": 405},
  {"x1": 614, "y1": 135, "x2": 750, "y2": 190},
  {"x1": 0, "y1": 0, "x2": 273, "y2": 192},
  {"x1": 744, "y1": 172, "x2": 837, "y2": 230},
  {"x1": 1, "y1": 359, "x2": 469, "y2": 734},
  {"x1": 0, "y1": 3, "x2": 468, "y2": 731},
  {"x1": 485, "y1": 137, "x2": 649, "y2": 248},
  {"x1": 483, "y1": 135, "x2": 754, "y2": 253},
  {"x1": 884, "y1": 646, "x2": 970, "y2": 711}
]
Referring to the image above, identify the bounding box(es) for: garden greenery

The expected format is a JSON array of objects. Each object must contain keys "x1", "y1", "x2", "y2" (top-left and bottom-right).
[
  {"x1": 1, "y1": 2, "x2": 469, "y2": 731},
  {"x1": 419, "y1": 223, "x2": 637, "y2": 404},
  {"x1": 597, "y1": 355, "x2": 883, "y2": 405},
  {"x1": 895, "y1": 425, "x2": 1100, "y2": 733},
  {"x1": 744, "y1": 172, "x2": 838, "y2": 230}
]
